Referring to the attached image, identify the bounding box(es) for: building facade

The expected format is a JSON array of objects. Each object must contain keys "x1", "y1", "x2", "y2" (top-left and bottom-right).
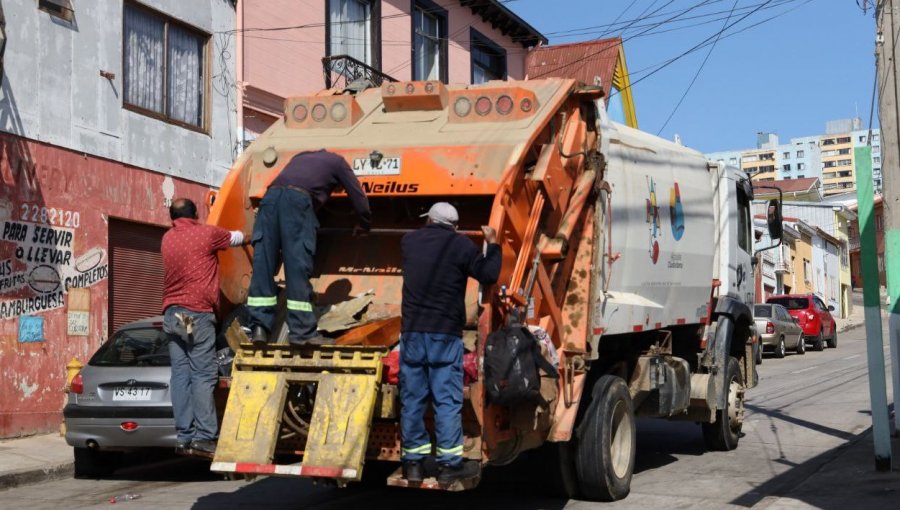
[
  {"x1": 0, "y1": 1, "x2": 237, "y2": 438},
  {"x1": 237, "y1": 0, "x2": 547, "y2": 145}
]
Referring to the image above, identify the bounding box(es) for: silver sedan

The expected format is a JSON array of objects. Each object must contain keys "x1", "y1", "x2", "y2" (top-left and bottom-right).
[{"x1": 754, "y1": 303, "x2": 804, "y2": 358}]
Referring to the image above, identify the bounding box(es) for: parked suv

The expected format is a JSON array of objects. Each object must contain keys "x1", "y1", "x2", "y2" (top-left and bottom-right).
[{"x1": 766, "y1": 293, "x2": 837, "y2": 351}]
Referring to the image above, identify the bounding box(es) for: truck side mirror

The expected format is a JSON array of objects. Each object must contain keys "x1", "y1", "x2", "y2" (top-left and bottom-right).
[{"x1": 767, "y1": 199, "x2": 783, "y2": 240}]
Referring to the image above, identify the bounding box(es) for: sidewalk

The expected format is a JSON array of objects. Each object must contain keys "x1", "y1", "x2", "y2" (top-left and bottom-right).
[
  {"x1": 0, "y1": 433, "x2": 72, "y2": 490},
  {"x1": 836, "y1": 289, "x2": 868, "y2": 333}
]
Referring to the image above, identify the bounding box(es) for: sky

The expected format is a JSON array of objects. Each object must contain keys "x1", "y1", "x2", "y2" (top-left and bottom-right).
[{"x1": 508, "y1": 0, "x2": 877, "y2": 153}]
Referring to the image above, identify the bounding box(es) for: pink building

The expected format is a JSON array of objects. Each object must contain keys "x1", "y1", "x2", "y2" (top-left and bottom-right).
[{"x1": 236, "y1": 0, "x2": 546, "y2": 143}]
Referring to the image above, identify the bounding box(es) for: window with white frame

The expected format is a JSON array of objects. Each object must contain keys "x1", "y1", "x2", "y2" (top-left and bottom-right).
[
  {"x1": 123, "y1": 2, "x2": 207, "y2": 129},
  {"x1": 413, "y1": 2, "x2": 446, "y2": 82},
  {"x1": 328, "y1": 0, "x2": 376, "y2": 66}
]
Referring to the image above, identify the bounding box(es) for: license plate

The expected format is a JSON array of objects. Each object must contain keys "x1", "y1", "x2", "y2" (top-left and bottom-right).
[
  {"x1": 112, "y1": 387, "x2": 152, "y2": 401},
  {"x1": 352, "y1": 157, "x2": 401, "y2": 176}
]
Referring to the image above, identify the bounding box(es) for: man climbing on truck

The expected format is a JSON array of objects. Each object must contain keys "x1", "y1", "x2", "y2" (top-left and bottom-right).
[
  {"x1": 399, "y1": 202, "x2": 501, "y2": 484},
  {"x1": 246, "y1": 149, "x2": 371, "y2": 346}
]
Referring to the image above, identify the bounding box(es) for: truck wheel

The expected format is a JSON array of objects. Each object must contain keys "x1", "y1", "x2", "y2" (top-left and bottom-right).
[
  {"x1": 702, "y1": 356, "x2": 744, "y2": 451},
  {"x1": 73, "y1": 447, "x2": 121, "y2": 478},
  {"x1": 813, "y1": 330, "x2": 825, "y2": 351},
  {"x1": 827, "y1": 328, "x2": 838, "y2": 349},
  {"x1": 795, "y1": 334, "x2": 806, "y2": 355},
  {"x1": 774, "y1": 336, "x2": 786, "y2": 359},
  {"x1": 574, "y1": 375, "x2": 636, "y2": 501}
]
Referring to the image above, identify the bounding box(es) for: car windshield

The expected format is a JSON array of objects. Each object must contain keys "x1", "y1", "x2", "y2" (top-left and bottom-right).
[
  {"x1": 754, "y1": 305, "x2": 772, "y2": 318},
  {"x1": 768, "y1": 297, "x2": 808, "y2": 310},
  {"x1": 90, "y1": 327, "x2": 170, "y2": 367}
]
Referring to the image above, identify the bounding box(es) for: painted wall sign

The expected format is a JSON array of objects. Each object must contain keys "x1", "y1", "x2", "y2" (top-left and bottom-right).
[
  {"x1": 67, "y1": 311, "x2": 89, "y2": 336},
  {"x1": 18, "y1": 315, "x2": 44, "y2": 342},
  {"x1": 67, "y1": 288, "x2": 90, "y2": 336}
]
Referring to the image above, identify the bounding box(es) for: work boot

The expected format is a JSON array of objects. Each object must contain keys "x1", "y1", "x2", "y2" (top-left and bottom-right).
[
  {"x1": 190, "y1": 439, "x2": 216, "y2": 456},
  {"x1": 250, "y1": 326, "x2": 268, "y2": 344},
  {"x1": 174, "y1": 440, "x2": 189, "y2": 455},
  {"x1": 402, "y1": 460, "x2": 424, "y2": 483},
  {"x1": 437, "y1": 460, "x2": 480, "y2": 484}
]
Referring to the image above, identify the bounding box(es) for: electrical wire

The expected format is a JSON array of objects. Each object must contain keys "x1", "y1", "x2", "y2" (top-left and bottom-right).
[{"x1": 656, "y1": 0, "x2": 740, "y2": 135}]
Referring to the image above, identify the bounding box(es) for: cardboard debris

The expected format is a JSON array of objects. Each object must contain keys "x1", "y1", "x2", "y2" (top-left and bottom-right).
[{"x1": 316, "y1": 292, "x2": 375, "y2": 333}]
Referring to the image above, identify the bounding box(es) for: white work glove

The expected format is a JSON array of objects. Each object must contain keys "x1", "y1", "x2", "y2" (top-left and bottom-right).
[{"x1": 229, "y1": 230, "x2": 245, "y2": 247}]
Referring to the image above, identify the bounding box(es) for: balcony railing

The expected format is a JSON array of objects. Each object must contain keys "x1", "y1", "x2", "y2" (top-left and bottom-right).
[
  {"x1": 322, "y1": 55, "x2": 397, "y2": 90},
  {"x1": 775, "y1": 260, "x2": 791, "y2": 273}
]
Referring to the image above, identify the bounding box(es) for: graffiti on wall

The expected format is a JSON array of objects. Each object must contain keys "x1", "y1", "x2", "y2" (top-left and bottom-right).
[{"x1": 0, "y1": 208, "x2": 108, "y2": 321}]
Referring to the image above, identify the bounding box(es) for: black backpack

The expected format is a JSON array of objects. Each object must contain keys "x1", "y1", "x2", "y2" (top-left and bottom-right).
[{"x1": 484, "y1": 325, "x2": 559, "y2": 405}]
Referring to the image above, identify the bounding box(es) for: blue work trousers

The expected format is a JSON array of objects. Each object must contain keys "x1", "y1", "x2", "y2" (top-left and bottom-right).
[
  {"x1": 164, "y1": 306, "x2": 219, "y2": 444},
  {"x1": 247, "y1": 187, "x2": 319, "y2": 340},
  {"x1": 400, "y1": 332, "x2": 464, "y2": 466}
]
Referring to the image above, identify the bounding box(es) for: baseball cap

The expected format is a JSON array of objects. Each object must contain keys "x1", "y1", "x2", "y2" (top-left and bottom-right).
[{"x1": 420, "y1": 202, "x2": 459, "y2": 226}]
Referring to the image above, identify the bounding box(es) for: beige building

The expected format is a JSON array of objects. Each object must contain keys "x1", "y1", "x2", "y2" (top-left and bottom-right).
[
  {"x1": 820, "y1": 133, "x2": 855, "y2": 195},
  {"x1": 744, "y1": 148, "x2": 777, "y2": 181}
]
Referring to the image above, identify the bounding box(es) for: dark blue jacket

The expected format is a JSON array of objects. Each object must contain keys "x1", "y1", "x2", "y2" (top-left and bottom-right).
[
  {"x1": 270, "y1": 150, "x2": 371, "y2": 229},
  {"x1": 401, "y1": 223, "x2": 501, "y2": 336}
]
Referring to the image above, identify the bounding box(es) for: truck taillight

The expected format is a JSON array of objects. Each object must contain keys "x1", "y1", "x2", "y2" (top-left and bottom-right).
[
  {"x1": 382, "y1": 80, "x2": 448, "y2": 112},
  {"x1": 766, "y1": 322, "x2": 775, "y2": 334},
  {"x1": 448, "y1": 86, "x2": 539, "y2": 123},
  {"x1": 475, "y1": 96, "x2": 492, "y2": 116},
  {"x1": 454, "y1": 97, "x2": 472, "y2": 117},
  {"x1": 496, "y1": 95, "x2": 514, "y2": 115},
  {"x1": 70, "y1": 373, "x2": 83, "y2": 395},
  {"x1": 284, "y1": 96, "x2": 362, "y2": 129}
]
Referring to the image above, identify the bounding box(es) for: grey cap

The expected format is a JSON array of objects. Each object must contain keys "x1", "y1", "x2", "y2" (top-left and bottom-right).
[{"x1": 420, "y1": 202, "x2": 459, "y2": 226}]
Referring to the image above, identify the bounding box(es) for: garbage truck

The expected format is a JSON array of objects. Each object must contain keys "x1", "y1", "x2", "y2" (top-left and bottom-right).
[{"x1": 205, "y1": 77, "x2": 779, "y2": 501}]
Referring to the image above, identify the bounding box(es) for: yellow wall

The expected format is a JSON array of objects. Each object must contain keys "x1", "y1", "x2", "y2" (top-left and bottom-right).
[
  {"x1": 743, "y1": 148, "x2": 777, "y2": 181},
  {"x1": 791, "y1": 232, "x2": 815, "y2": 294}
]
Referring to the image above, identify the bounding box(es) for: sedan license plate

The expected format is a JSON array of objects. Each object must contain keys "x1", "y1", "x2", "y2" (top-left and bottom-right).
[
  {"x1": 113, "y1": 386, "x2": 152, "y2": 401},
  {"x1": 352, "y1": 157, "x2": 401, "y2": 176}
]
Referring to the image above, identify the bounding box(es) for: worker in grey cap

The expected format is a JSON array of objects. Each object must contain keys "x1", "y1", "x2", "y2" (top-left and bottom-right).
[{"x1": 398, "y1": 202, "x2": 500, "y2": 484}]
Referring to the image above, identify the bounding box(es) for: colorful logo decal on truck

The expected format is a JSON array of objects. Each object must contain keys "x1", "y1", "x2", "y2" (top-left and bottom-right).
[
  {"x1": 669, "y1": 182, "x2": 685, "y2": 241},
  {"x1": 646, "y1": 177, "x2": 661, "y2": 264}
]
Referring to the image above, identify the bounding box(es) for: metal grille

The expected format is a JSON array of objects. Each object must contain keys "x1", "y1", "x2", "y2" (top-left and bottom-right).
[{"x1": 108, "y1": 218, "x2": 166, "y2": 334}]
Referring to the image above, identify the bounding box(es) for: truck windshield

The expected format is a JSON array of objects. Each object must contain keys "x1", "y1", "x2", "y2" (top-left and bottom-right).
[{"x1": 767, "y1": 297, "x2": 808, "y2": 310}]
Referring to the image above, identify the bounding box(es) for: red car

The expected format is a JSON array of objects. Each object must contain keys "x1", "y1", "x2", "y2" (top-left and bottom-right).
[{"x1": 766, "y1": 294, "x2": 837, "y2": 351}]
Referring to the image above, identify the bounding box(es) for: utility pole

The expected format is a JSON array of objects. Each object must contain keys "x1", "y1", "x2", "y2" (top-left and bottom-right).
[{"x1": 869, "y1": 0, "x2": 896, "y2": 471}]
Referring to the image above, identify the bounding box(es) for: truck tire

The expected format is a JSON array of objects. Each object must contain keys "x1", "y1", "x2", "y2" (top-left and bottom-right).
[
  {"x1": 73, "y1": 447, "x2": 121, "y2": 478},
  {"x1": 574, "y1": 375, "x2": 636, "y2": 501},
  {"x1": 701, "y1": 356, "x2": 744, "y2": 451}
]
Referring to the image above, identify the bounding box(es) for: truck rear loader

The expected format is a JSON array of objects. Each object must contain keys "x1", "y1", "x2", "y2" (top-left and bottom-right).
[{"x1": 205, "y1": 77, "x2": 778, "y2": 501}]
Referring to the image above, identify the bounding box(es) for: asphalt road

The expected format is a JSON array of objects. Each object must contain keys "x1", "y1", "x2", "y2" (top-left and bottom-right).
[{"x1": 0, "y1": 322, "x2": 889, "y2": 509}]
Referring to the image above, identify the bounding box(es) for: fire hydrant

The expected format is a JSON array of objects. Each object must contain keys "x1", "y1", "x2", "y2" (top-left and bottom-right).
[{"x1": 60, "y1": 357, "x2": 83, "y2": 436}]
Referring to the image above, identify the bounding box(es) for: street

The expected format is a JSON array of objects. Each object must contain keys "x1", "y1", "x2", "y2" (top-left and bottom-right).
[{"x1": 0, "y1": 322, "x2": 893, "y2": 510}]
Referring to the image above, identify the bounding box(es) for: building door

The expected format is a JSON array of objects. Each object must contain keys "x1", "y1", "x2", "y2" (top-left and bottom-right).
[{"x1": 108, "y1": 219, "x2": 167, "y2": 335}]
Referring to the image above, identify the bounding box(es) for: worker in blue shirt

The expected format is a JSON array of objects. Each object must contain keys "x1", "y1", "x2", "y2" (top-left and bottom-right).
[
  {"x1": 246, "y1": 150, "x2": 370, "y2": 346},
  {"x1": 399, "y1": 202, "x2": 501, "y2": 484}
]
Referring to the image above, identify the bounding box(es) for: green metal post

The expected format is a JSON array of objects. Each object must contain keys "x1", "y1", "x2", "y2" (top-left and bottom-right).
[{"x1": 854, "y1": 145, "x2": 892, "y2": 471}]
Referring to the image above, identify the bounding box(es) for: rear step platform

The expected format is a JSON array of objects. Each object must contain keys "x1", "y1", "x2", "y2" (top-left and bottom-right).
[
  {"x1": 385, "y1": 468, "x2": 481, "y2": 491},
  {"x1": 211, "y1": 342, "x2": 386, "y2": 484}
]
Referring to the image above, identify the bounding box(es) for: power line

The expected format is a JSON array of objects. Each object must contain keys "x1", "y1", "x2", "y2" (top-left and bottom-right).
[{"x1": 656, "y1": 0, "x2": 740, "y2": 135}]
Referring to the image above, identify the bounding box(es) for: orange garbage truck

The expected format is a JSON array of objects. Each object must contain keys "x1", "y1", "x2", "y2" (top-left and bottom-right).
[{"x1": 207, "y1": 77, "x2": 778, "y2": 501}]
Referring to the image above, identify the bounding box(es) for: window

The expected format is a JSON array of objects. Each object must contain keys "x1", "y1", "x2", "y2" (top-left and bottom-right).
[
  {"x1": 783, "y1": 152, "x2": 790, "y2": 159},
  {"x1": 874, "y1": 134, "x2": 880, "y2": 142},
  {"x1": 470, "y1": 28, "x2": 506, "y2": 84},
  {"x1": 837, "y1": 136, "x2": 851, "y2": 144},
  {"x1": 838, "y1": 148, "x2": 851, "y2": 155},
  {"x1": 783, "y1": 164, "x2": 791, "y2": 171},
  {"x1": 874, "y1": 145, "x2": 880, "y2": 153},
  {"x1": 874, "y1": 156, "x2": 881, "y2": 164},
  {"x1": 797, "y1": 150, "x2": 805, "y2": 158},
  {"x1": 859, "y1": 135, "x2": 866, "y2": 143},
  {"x1": 822, "y1": 138, "x2": 835, "y2": 146},
  {"x1": 328, "y1": 0, "x2": 379, "y2": 67},
  {"x1": 412, "y1": 1, "x2": 447, "y2": 82},
  {"x1": 798, "y1": 174, "x2": 805, "y2": 179},
  {"x1": 797, "y1": 162, "x2": 805, "y2": 170},
  {"x1": 124, "y1": 3, "x2": 208, "y2": 130},
  {"x1": 803, "y1": 259, "x2": 811, "y2": 283},
  {"x1": 39, "y1": 0, "x2": 74, "y2": 22},
  {"x1": 729, "y1": 157, "x2": 737, "y2": 165}
]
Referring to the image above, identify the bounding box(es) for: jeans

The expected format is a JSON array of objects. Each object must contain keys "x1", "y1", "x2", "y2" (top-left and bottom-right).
[
  {"x1": 247, "y1": 187, "x2": 319, "y2": 340},
  {"x1": 164, "y1": 306, "x2": 218, "y2": 443},
  {"x1": 400, "y1": 332, "x2": 464, "y2": 466}
]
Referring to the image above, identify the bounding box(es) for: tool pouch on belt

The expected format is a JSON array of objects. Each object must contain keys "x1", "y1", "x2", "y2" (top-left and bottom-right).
[{"x1": 163, "y1": 311, "x2": 195, "y2": 344}]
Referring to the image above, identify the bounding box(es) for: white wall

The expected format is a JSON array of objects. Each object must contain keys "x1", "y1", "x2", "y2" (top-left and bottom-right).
[{"x1": 0, "y1": 0, "x2": 237, "y2": 186}]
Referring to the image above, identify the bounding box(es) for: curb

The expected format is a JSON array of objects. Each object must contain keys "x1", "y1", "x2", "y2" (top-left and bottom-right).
[
  {"x1": 838, "y1": 321, "x2": 865, "y2": 334},
  {"x1": 0, "y1": 462, "x2": 73, "y2": 491}
]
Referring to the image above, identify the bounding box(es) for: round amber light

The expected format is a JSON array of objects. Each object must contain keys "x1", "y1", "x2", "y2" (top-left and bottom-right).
[
  {"x1": 331, "y1": 102, "x2": 348, "y2": 122},
  {"x1": 386, "y1": 84, "x2": 396, "y2": 96},
  {"x1": 424, "y1": 82, "x2": 435, "y2": 93},
  {"x1": 405, "y1": 83, "x2": 416, "y2": 94},
  {"x1": 454, "y1": 97, "x2": 472, "y2": 117},
  {"x1": 520, "y1": 97, "x2": 534, "y2": 112},
  {"x1": 311, "y1": 103, "x2": 327, "y2": 122}
]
